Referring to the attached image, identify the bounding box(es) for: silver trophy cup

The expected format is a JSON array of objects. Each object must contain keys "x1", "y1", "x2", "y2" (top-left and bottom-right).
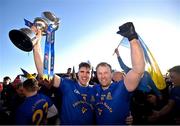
[{"x1": 9, "y1": 11, "x2": 59, "y2": 52}]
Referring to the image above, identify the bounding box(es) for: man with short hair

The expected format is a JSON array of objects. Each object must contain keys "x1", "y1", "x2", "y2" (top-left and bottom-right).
[
  {"x1": 148, "y1": 65, "x2": 180, "y2": 124},
  {"x1": 32, "y1": 27, "x2": 95, "y2": 124},
  {"x1": 15, "y1": 78, "x2": 58, "y2": 125},
  {"x1": 94, "y1": 22, "x2": 145, "y2": 125},
  {"x1": 1, "y1": 76, "x2": 14, "y2": 108}
]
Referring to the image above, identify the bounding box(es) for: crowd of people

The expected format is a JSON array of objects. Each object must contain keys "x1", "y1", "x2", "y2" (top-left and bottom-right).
[{"x1": 0, "y1": 22, "x2": 180, "y2": 125}]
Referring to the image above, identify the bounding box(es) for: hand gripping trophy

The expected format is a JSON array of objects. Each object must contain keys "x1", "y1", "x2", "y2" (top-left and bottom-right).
[{"x1": 9, "y1": 11, "x2": 60, "y2": 79}]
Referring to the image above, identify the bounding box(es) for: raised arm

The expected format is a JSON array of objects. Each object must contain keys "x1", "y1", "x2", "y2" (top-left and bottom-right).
[
  {"x1": 117, "y1": 22, "x2": 145, "y2": 92},
  {"x1": 114, "y1": 48, "x2": 131, "y2": 73},
  {"x1": 32, "y1": 27, "x2": 60, "y2": 88}
]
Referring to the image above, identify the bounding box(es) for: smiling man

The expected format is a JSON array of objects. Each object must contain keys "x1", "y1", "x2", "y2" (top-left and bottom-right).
[
  {"x1": 94, "y1": 22, "x2": 145, "y2": 125},
  {"x1": 32, "y1": 28, "x2": 95, "y2": 124}
]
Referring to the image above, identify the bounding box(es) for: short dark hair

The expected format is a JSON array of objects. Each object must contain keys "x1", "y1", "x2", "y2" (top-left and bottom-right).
[
  {"x1": 3, "y1": 76, "x2": 11, "y2": 81},
  {"x1": 67, "y1": 68, "x2": 72, "y2": 71},
  {"x1": 78, "y1": 62, "x2": 91, "y2": 70},
  {"x1": 96, "y1": 62, "x2": 112, "y2": 72},
  {"x1": 168, "y1": 65, "x2": 180, "y2": 74},
  {"x1": 23, "y1": 78, "x2": 39, "y2": 92}
]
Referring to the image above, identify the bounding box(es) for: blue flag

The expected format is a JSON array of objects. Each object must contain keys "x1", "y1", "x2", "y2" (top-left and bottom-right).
[{"x1": 24, "y1": 18, "x2": 33, "y2": 28}]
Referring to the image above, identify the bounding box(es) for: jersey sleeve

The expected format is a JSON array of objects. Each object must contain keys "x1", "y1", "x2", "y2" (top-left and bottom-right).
[{"x1": 117, "y1": 56, "x2": 131, "y2": 73}]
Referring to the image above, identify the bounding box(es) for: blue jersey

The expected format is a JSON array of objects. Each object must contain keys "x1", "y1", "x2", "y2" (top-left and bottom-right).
[
  {"x1": 58, "y1": 78, "x2": 95, "y2": 125},
  {"x1": 137, "y1": 71, "x2": 161, "y2": 96},
  {"x1": 15, "y1": 93, "x2": 53, "y2": 125},
  {"x1": 94, "y1": 81, "x2": 131, "y2": 125}
]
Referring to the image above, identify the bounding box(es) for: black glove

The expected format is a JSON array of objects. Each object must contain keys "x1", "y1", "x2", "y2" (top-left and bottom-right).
[{"x1": 117, "y1": 22, "x2": 138, "y2": 41}]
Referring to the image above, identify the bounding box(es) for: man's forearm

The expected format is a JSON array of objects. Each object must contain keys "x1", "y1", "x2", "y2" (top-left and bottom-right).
[
  {"x1": 158, "y1": 100, "x2": 175, "y2": 117},
  {"x1": 33, "y1": 42, "x2": 44, "y2": 77}
]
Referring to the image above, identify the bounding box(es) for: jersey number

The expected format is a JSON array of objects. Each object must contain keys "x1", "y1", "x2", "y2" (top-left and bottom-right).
[{"x1": 32, "y1": 102, "x2": 48, "y2": 125}]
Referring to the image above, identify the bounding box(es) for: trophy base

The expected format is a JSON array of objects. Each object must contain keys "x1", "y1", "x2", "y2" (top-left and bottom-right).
[{"x1": 9, "y1": 29, "x2": 34, "y2": 52}]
